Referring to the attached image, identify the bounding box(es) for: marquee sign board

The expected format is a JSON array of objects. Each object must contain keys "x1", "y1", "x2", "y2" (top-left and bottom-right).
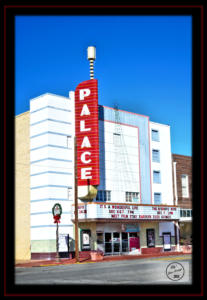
[
  {"x1": 73, "y1": 203, "x2": 180, "y2": 220},
  {"x1": 58, "y1": 234, "x2": 69, "y2": 252},
  {"x1": 75, "y1": 79, "x2": 100, "y2": 186}
]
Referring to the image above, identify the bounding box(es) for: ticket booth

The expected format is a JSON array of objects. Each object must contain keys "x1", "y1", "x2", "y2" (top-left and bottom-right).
[
  {"x1": 126, "y1": 225, "x2": 140, "y2": 253},
  {"x1": 129, "y1": 235, "x2": 140, "y2": 251}
]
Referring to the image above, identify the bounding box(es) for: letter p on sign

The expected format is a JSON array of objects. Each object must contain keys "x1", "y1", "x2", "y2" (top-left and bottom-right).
[{"x1": 80, "y1": 89, "x2": 91, "y2": 100}]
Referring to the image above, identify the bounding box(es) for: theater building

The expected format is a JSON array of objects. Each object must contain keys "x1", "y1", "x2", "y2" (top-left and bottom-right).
[{"x1": 15, "y1": 89, "x2": 181, "y2": 261}]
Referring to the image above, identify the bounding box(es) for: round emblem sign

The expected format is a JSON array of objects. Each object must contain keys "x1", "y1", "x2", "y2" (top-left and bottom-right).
[
  {"x1": 52, "y1": 203, "x2": 62, "y2": 216},
  {"x1": 166, "y1": 262, "x2": 185, "y2": 281}
]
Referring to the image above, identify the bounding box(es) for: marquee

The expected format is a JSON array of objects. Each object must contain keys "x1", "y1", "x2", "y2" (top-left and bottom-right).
[{"x1": 73, "y1": 203, "x2": 180, "y2": 220}]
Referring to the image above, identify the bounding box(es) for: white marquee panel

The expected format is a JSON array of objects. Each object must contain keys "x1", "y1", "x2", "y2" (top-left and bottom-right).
[{"x1": 75, "y1": 203, "x2": 180, "y2": 221}]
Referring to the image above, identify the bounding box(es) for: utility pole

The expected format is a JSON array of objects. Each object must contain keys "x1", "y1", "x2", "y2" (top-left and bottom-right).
[{"x1": 74, "y1": 136, "x2": 79, "y2": 262}]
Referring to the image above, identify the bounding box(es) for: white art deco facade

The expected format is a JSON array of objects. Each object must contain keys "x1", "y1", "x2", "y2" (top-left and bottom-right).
[{"x1": 27, "y1": 91, "x2": 180, "y2": 260}]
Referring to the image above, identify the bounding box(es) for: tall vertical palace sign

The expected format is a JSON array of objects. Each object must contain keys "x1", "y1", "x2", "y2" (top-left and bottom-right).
[{"x1": 75, "y1": 79, "x2": 100, "y2": 189}]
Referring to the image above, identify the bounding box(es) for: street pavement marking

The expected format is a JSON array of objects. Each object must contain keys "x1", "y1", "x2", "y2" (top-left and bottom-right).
[
  {"x1": 39, "y1": 261, "x2": 97, "y2": 267},
  {"x1": 39, "y1": 263, "x2": 74, "y2": 267},
  {"x1": 76, "y1": 261, "x2": 96, "y2": 264},
  {"x1": 149, "y1": 255, "x2": 191, "y2": 261},
  {"x1": 39, "y1": 264, "x2": 60, "y2": 267}
]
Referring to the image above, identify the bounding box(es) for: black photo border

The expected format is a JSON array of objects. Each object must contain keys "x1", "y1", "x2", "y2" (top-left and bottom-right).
[{"x1": 1, "y1": 1, "x2": 205, "y2": 297}]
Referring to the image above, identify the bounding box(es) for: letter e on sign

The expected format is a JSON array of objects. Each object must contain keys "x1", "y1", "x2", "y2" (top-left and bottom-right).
[{"x1": 81, "y1": 168, "x2": 92, "y2": 179}]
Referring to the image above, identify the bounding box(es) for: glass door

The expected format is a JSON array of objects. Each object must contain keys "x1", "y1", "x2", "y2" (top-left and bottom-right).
[
  {"x1": 113, "y1": 232, "x2": 120, "y2": 254},
  {"x1": 121, "y1": 232, "x2": 129, "y2": 253},
  {"x1": 104, "y1": 232, "x2": 112, "y2": 254}
]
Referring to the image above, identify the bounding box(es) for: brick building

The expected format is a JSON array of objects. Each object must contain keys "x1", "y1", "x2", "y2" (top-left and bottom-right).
[{"x1": 172, "y1": 154, "x2": 192, "y2": 246}]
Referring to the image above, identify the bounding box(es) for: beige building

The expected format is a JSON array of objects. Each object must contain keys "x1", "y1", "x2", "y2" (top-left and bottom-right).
[{"x1": 15, "y1": 111, "x2": 30, "y2": 262}]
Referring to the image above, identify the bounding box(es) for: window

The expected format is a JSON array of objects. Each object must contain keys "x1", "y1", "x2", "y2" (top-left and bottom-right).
[
  {"x1": 180, "y1": 209, "x2": 192, "y2": 218},
  {"x1": 154, "y1": 193, "x2": 161, "y2": 205},
  {"x1": 151, "y1": 129, "x2": 159, "y2": 142},
  {"x1": 187, "y1": 210, "x2": 191, "y2": 217},
  {"x1": 181, "y1": 174, "x2": 189, "y2": 197},
  {"x1": 106, "y1": 191, "x2": 111, "y2": 201},
  {"x1": 152, "y1": 149, "x2": 160, "y2": 162},
  {"x1": 68, "y1": 188, "x2": 73, "y2": 201},
  {"x1": 98, "y1": 190, "x2": 103, "y2": 201},
  {"x1": 96, "y1": 190, "x2": 111, "y2": 202},
  {"x1": 126, "y1": 192, "x2": 139, "y2": 203},
  {"x1": 153, "y1": 171, "x2": 161, "y2": 184},
  {"x1": 67, "y1": 136, "x2": 72, "y2": 148},
  {"x1": 113, "y1": 133, "x2": 121, "y2": 146}
]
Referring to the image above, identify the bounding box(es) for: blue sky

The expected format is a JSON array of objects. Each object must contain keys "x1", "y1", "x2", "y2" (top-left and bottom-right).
[{"x1": 15, "y1": 16, "x2": 192, "y2": 156}]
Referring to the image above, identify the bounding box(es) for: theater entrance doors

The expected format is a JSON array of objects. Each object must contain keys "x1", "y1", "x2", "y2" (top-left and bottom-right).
[{"x1": 104, "y1": 231, "x2": 140, "y2": 255}]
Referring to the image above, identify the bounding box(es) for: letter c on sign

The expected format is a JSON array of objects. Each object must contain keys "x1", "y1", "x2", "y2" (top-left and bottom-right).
[
  {"x1": 81, "y1": 152, "x2": 91, "y2": 164},
  {"x1": 79, "y1": 89, "x2": 91, "y2": 100}
]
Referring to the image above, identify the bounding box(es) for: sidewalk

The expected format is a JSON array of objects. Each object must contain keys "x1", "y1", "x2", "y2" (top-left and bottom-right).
[{"x1": 15, "y1": 251, "x2": 190, "y2": 268}]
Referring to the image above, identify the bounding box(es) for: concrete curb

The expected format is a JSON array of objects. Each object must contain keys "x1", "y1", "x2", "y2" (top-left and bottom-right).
[{"x1": 15, "y1": 252, "x2": 191, "y2": 268}]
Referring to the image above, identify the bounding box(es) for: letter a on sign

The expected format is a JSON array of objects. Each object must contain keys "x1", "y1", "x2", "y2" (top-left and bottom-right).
[{"x1": 75, "y1": 79, "x2": 100, "y2": 186}]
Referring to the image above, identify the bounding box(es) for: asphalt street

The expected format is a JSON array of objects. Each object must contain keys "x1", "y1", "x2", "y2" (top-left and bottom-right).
[{"x1": 15, "y1": 255, "x2": 192, "y2": 285}]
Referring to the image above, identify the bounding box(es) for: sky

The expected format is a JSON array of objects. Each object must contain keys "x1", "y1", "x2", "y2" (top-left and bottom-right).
[{"x1": 15, "y1": 15, "x2": 192, "y2": 156}]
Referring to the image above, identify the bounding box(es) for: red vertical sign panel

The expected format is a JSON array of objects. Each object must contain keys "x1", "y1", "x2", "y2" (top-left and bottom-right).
[{"x1": 75, "y1": 79, "x2": 99, "y2": 186}]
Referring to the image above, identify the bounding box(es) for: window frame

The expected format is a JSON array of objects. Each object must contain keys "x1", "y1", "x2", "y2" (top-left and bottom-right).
[
  {"x1": 125, "y1": 191, "x2": 139, "y2": 203},
  {"x1": 151, "y1": 129, "x2": 160, "y2": 142},
  {"x1": 154, "y1": 192, "x2": 162, "y2": 205},
  {"x1": 96, "y1": 190, "x2": 111, "y2": 202},
  {"x1": 67, "y1": 188, "x2": 73, "y2": 201},
  {"x1": 181, "y1": 174, "x2": 189, "y2": 198},
  {"x1": 67, "y1": 135, "x2": 72, "y2": 148},
  {"x1": 152, "y1": 149, "x2": 160, "y2": 163},
  {"x1": 187, "y1": 210, "x2": 191, "y2": 217},
  {"x1": 153, "y1": 170, "x2": 161, "y2": 184},
  {"x1": 113, "y1": 132, "x2": 121, "y2": 146}
]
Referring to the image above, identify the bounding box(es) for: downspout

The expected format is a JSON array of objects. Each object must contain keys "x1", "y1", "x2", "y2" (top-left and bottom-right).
[
  {"x1": 173, "y1": 162, "x2": 178, "y2": 206},
  {"x1": 173, "y1": 161, "x2": 180, "y2": 251}
]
